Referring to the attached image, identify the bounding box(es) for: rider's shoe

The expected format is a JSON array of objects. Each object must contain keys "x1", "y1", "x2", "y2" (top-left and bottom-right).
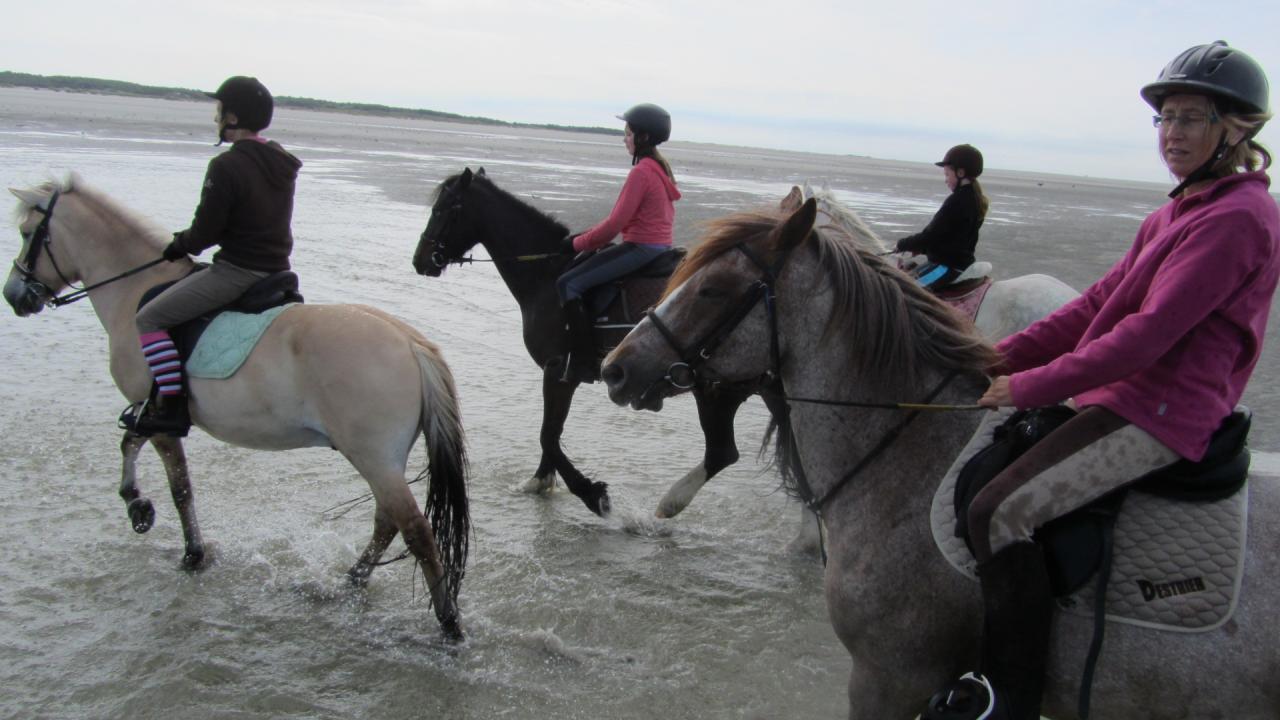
[
  {"x1": 124, "y1": 394, "x2": 191, "y2": 438},
  {"x1": 922, "y1": 672, "x2": 1000, "y2": 720}
]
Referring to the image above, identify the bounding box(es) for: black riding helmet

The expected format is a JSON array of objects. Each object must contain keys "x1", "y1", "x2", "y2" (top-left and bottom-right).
[
  {"x1": 617, "y1": 103, "x2": 672, "y2": 146},
  {"x1": 208, "y1": 76, "x2": 274, "y2": 139},
  {"x1": 936, "y1": 144, "x2": 983, "y2": 179},
  {"x1": 1140, "y1": 41, "x2": 1269, "y2": 115}
]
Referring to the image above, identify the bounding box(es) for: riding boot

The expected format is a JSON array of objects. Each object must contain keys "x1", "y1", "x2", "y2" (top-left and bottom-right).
[
  {"x1": 922, "y1": 541, "x2": 1052, "y2": 720},
  {"x1": 977, "y1": 541, "x2": 1053, "y2": 720},
  {"x1": 132, "y1": 391, "x2": 191, "y2": 438},
  {"x1": 559, "y1": 298, "x2": 599, "y2": 384}
]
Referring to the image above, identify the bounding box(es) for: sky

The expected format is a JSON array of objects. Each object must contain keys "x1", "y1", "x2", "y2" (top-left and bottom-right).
[{"x1": 3, "y1": 0, "x2": 1278, "y2": 184}]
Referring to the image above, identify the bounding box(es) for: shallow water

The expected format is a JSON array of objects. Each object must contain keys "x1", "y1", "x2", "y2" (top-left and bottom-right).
[{"x1": 2, "y1": 89, "x2": 1278, "y2": 720}]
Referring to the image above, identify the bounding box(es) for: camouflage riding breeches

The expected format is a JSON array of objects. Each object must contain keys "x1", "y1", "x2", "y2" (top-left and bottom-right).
[{"x1": 966, "y1": 405, "x2": 1180, "y2": 561}]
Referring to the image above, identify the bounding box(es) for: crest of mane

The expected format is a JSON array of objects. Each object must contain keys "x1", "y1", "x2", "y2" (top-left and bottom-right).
[
  {"x1": 12, "y1": 174, "x2": 166, "y2": 246},
  {"x1": 435, "y1": 171, "x2": 570, "y2": 238},
  {"x1": 664, "y1": 208, "x2": 997, "y2": 386}
]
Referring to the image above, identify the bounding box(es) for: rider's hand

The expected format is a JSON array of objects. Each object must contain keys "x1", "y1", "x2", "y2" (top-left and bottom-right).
[
  {"x1": 162, "y1": 239, "x2": 186, "y2": 262},
  {"x1": 561, "y1": 235, "x2": 579, "y2": 255},
  {"x1": 979, "y1": 376, "x2": 1015, "y2": 408}
]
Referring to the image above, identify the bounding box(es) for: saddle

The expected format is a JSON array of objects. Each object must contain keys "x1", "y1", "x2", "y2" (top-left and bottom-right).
[
  {"x1": 953, "y1": 405, "x2": 1250, "y2": 596},
  {"x1": 572, "y1": 246, "x2": 687, "y2": 352},
  {"x1": 137, "y1": 265, "x2": 304, "y2": 365}
]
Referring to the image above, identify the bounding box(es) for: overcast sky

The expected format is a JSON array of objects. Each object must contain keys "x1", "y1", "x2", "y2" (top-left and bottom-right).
[{"x1": 3, "y1": 0, "x2": 1278, "y2": 184}]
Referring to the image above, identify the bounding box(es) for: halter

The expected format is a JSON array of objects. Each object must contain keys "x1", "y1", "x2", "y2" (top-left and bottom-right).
[
  {"x1": 11, "y1": 190, "x2": 166, "y2": 308},
  {"x1": 643, "y1": 236, "x2": 965, "y2": 517}
]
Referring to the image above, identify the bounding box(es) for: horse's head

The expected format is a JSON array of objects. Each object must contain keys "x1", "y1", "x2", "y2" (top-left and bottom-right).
[
  {"x1": 5, "y1": 184, "x2": 73, "y2": 317},
  {"x1": 781, "y1": 182, "x2": 888, "y2": 254},
  {"x1": 413, "y1": 167, "x2": 487, "y2": 277},
  {"x1": 603, "y1": 199, "x2": 819, "y2": 411}
]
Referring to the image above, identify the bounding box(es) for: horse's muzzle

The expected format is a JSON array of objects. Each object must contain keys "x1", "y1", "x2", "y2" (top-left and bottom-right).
[{"x1": 3, "y1": 273, "x2": 47, "y2": 317}]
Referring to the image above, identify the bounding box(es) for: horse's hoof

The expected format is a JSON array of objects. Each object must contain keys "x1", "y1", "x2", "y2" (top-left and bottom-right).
[
  {"x1": 585, "y1": 481, "x2": 611, "y2": 517},
  {"x1": 127, "y1": 498, "x2": 155, "y2": 534},
  {"x1": 181, "y1": 547, "x2": 206, "y2": 571},
  {"x1": 346, "y1": 567, "x2": 371, "y2": 590},
  {"x1": 439, "y1": 613, "x2": 464, "y2": 644},
  {"x1": 519, "y1": 474, "x2": 555, "y2": 494}
]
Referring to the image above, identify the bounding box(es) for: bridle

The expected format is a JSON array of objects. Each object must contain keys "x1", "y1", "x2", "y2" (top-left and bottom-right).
[
  {"x1": 11, "y1": 190, "x2": 165, "y2": 309},
  {"x1": 420, "y1": 187, "x2": 562, "y2": 270},
  {"x1": 12, "y1": 191, "x2": 75, "y2": 307},
  {"x1": 643, "y1": 236, "x2": 969, "y2": 519}
]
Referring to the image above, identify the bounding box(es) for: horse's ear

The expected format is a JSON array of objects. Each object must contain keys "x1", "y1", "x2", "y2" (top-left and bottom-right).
[
  {"x1": 477, "y1": 167, "x2": 486, "y2": 177},
  {"x1": 10, "y1": 188, "x2": 46, "y2": 209},
  {"x1": 781, "y1": 186, "x2": 802, "y2": 212},
  {"x1": 775, "y1": 197, "x2": 818, "y2": 251},
  {"x1": 458, "y1": 168, "x2": 473, "y2": 190}
]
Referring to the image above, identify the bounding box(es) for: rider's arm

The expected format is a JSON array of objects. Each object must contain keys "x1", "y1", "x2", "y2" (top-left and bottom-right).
[
  {"x1": 171, "y1": 158, "x2": 236, "y2": 257},
  {"x1": 896, "y1": 191, "x2": 967, "y2": 254},
  {"x1": 573, "y1": 164, "x2": 657, "y2": 252}
]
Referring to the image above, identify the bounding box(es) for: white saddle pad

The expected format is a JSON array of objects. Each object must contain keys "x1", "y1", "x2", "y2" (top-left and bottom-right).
[{"x1": 931, "y1": 409, "x2": 1248, "y2": 632}]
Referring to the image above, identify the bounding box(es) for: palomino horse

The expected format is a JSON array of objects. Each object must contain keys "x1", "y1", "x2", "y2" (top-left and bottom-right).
[
  {"x1": 651, "y1": 184, "x2": 1080, "y2": 545},
  {"x1": 5, "y1": 176, "x2": 471, "y2": 640},
  {"x1": 602, "y1": 199, "x2": 1280, "y2": 718},
  {"x1": 413, "y1": 168, "x2": 781, "y2": 523}
]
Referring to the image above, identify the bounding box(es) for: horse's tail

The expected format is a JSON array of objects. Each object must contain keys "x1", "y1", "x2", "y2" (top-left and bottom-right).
[{"x1": 411, "y1": 340, "x2": 470, "y2": 607}]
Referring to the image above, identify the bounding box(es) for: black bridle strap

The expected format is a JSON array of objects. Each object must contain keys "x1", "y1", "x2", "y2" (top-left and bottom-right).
[
  {"x1": 46, "y1": 258, "x2": 167, "y2": 307},
  {"x1": 761, "y1": 390, "x2": 983, "y2": 412}
]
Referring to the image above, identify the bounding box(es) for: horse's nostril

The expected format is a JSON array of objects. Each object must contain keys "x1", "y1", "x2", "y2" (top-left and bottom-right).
[{"x1": 601, "y1": 363, "x2": 624, "y2": 386}]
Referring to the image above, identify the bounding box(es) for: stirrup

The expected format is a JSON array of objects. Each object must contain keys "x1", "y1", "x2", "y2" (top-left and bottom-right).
[
  {"x1": 923, "y1": 672, "x2": 997, "y2": 720},
  {"x1": 119, "y1": 396, "x2": 190, "y2": 438}
]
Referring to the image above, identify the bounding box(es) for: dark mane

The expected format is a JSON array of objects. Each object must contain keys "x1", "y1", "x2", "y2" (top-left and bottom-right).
[
  {"x1": 436, "y1": 171, "x2": 570, "y2": 238},
  {"x1": 665, "y1": 209, "x2": 998, "y2": 388}
]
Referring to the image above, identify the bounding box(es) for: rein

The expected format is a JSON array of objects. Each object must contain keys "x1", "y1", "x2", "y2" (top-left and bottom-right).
[
  {"x1": 422, "y1": 188, "x2": 565, "y2": 271},
  {"x1": 645, "y1": 237, "x2": 978, "y2": 520},
  {"x1": 13, "y1": 190, "x2": 166, "y2": 308}
]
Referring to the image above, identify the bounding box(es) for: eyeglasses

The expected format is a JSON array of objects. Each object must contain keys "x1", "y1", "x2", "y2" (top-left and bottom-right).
[{"x1": 1152, "y1": 113, "x2": 1218, "y2": 131}]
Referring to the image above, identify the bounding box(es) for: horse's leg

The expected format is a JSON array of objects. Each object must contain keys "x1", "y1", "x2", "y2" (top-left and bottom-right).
[
  {"x1": 118, "y1": 431, "x2": 155, "y2": 533},
  {"x1": 656, "y1": 386, "x2": 748, "y2": 518},
  {"x1": 346, "y1": 504, "x2": 397, "y2": 589},
  {"x1": 787, "y1": 505, "x2": 823, "y2": 557},
  {"x1": 532, "y1": 369, "x2": 610, "y2": 516},
  {"x1": 149, "y1": 435, "x2": 205, "y2": 570}
]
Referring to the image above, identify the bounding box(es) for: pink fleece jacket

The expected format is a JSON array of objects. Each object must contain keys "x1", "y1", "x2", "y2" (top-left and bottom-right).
[
  {"x1": 997, "y1": 171, "x2": 1280, "y2": 460},
  {"x1": 572, "y1": 157, "x2": 681, "y2": 252}
]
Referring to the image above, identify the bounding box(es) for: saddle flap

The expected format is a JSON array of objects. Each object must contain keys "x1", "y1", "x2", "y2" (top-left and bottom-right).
[{"x1": 231, "y1": 271, "x2": 304, "y2": 313}]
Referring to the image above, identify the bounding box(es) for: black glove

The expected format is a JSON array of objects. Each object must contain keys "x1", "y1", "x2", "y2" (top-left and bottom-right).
[
  {"x1": 561, "y1": 235, "x2": 578, "y2": 255},
  {"x1": 162, "y1": 239, "x2": 186, "y2": 262}
]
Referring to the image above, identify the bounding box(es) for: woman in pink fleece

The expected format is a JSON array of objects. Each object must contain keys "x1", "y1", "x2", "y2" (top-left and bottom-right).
[
  {"x1": 925, "y1": 42, "x2": 1278, "y2": 720},
  {"x1": 555, "y1": 103, "x2": 681, "y2": 383}
]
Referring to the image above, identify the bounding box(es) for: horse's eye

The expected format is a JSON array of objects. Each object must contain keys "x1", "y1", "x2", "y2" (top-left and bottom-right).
[{"x1": 697, "y1": 286, "x2": 729, "y2": 300}]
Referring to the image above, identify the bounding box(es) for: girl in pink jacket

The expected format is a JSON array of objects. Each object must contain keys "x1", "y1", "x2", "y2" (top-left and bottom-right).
[
  {"x1": 556, "y1": 103, "x2": 681, "y2": 383},
  {"x1": 927, "y1": 42, "x2": 1278, "y2": 720}
]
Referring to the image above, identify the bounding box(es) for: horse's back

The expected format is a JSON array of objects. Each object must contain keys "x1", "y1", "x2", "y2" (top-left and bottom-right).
[
  {"x1": 190, "y1": 304, "x2": 442, "y2": 451},
  {"x1": 976, "y1": 274, "x2": 1079, "y2": 341}
]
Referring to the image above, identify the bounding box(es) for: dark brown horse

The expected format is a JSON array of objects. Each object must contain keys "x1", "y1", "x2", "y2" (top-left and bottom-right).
[{"x1": 413, "y1": 168, "x2": 776, "y2": 519}]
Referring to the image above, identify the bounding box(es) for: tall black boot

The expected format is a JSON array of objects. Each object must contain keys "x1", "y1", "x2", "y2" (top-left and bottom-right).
[
  {"x1": 978, "y1": 541, "x2": 1053, "y2": 720},
  {"x1": 923, "y1": 541, "x2": 1052, "y2": 720},
  {"x1": 560, "y1": 298, "x2": 599, "y2": 384}
]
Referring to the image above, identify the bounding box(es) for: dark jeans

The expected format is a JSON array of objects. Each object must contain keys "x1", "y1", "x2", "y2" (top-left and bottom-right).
[{"x1": 556, "y1": 242, "x2": 668, "y2": 303}]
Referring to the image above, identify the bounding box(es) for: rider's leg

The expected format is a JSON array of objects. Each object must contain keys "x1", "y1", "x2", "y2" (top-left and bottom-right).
[
  {"x1": 555, "y1": 243, "x2": 666, "y2": 382},
  {"x1": 926, "y1": 407, "x2": 1180, "y2": 719},
  {"x1": 131, "y1": 262, "x2": 270, "y2": 435}
]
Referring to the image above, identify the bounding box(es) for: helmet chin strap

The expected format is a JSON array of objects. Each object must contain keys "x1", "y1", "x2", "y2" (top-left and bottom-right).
[{"x1": 1168, "y1": 134, "x2": 1231, "y2": 198}]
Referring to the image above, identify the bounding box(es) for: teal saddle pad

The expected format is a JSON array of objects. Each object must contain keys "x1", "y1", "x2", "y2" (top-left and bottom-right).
[{"x1": 186, "y1": 304, "x2": 294, "y2": 380}]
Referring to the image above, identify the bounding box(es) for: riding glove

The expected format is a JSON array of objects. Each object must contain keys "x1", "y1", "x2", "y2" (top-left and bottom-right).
[{"x1": 561, "y1": 235, "x2": 579, "y2": 255}]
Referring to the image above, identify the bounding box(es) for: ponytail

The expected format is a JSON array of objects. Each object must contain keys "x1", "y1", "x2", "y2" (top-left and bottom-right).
[
  {"x1": 971, "y1": 178, "x2": 990, "y2": 221},
  {"x1": 634, "y1": 145, "x2": 675, "y2": 182}
]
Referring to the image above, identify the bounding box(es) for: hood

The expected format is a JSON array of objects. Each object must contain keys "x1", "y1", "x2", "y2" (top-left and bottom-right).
[
  {"x1": 233, "y1": 139, "x2": 302, "y2": 189},
  {"x1": 640, "y1": 156, "x2": 682, "y2": 201}
]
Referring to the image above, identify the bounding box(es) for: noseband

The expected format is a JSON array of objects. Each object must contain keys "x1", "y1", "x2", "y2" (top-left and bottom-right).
[
  {"x1": 422, "y1": 195, "x2": 464, "y2": 271},
  {"x1": 645, "y1": 242, "x2": 789, "y2": 392}
]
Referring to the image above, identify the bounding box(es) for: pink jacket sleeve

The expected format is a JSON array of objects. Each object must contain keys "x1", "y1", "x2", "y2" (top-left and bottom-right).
[{"x1": 573, "y1": 165, "x2": 655, "y2": 252}]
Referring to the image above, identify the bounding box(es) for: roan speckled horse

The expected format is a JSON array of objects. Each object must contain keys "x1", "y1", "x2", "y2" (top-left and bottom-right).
[
  {"x1": 603, "y1": 198, "x2": 1280, "y2": 718},
  {"x1": 5, "y1": 176, "x2": 471, "y2": 640}
]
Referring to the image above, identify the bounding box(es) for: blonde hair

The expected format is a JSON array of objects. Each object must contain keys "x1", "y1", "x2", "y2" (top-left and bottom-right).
[
  {"x1": 970, "y1": 178, "x2": 991, "y2": 220},
  {"x1": 1212, "y1": 102, "x2": 1273, "y2": 173}
]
